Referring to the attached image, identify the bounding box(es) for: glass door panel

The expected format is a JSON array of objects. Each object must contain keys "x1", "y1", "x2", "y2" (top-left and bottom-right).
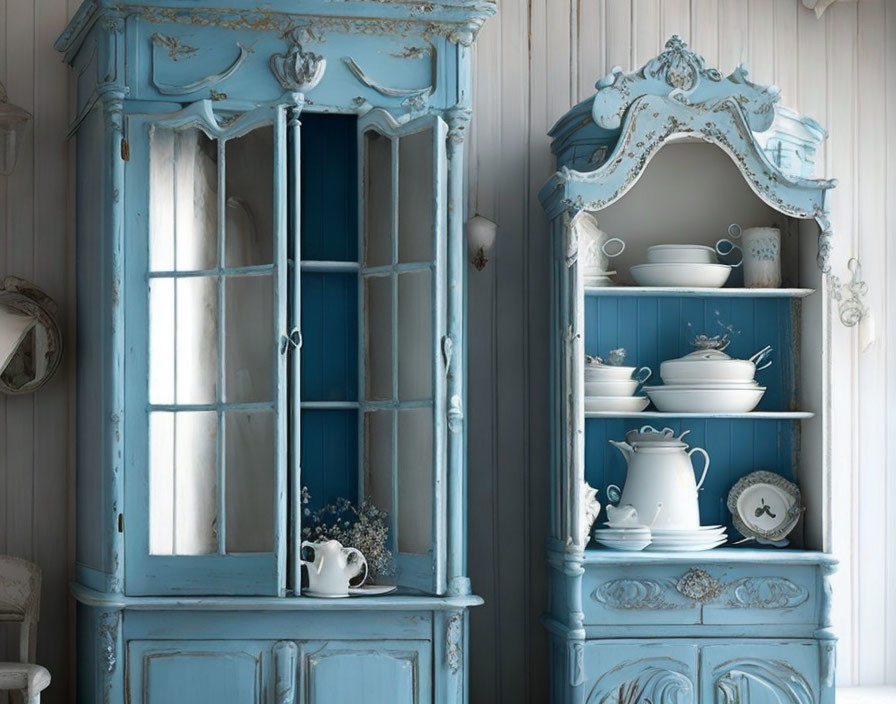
[
  {"x1": 127, "y1": 108, "x2": 287, "y2": 595},
  {"x1": 358, "y1": 111, "x2": 447, "y2": 593}
]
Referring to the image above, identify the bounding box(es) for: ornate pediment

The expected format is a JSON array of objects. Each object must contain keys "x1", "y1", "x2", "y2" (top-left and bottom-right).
[{"x1": 592, "y1": 35, "x2": 780, "y2": 133}]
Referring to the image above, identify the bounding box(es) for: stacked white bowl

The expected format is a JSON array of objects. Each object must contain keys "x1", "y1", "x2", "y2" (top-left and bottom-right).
[
  {"x1": 584, "y1": 357, "x2": 651, "y2": 413},
  {"x1": 644, "y1": 344, "x2": 772, "y2": 413},
  {"x1": 630, "y1": 244, "x2": 734, "y2": 288}
]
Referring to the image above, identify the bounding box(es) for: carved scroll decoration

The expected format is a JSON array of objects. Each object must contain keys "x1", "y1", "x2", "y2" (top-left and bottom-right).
[
  {"x1": 726, "y1": 577, "x2": 809, "y2": 609},
  {"x1": 343, "y1": 50, "x2": 434, "y2": 111},
  {"x1": 587, "y1": 663, "x2": 694, "y2": 704},
  {"x1": 592, "y1": 578, "x2": 682, "y2": 610},
  {"x1": 715, "y1": 660, "x2": 813, "y2": 704},
  {"x1": 445, "y1": 612, "x2": 463, "y2": 674},
  {"x1": 271, "y1": 29, "x2": 326, "y2": 92},
  {"x1": 151, "y1": 38, "x2": 254, "y2": 95}
]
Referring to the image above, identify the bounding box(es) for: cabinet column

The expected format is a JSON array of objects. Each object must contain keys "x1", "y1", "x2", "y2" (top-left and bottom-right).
[{"x1": 445, "y1": 107, "x2": 471, "y2": 596}]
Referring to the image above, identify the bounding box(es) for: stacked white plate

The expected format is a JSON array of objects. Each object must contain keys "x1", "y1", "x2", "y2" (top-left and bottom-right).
[
  {"x1": 584, "y1": 270, "x2": 616, "y2": 287},
  {"x1": 644, "y1": 524, "x2": 728, "y2": 552},
  {"x1": 630, "y1": 244, "x2": 732, "y2": 288},
  {"x1": 584, "y1": 363, "x2": 650, "y2": 413},
  {"x1": 592, "y1": 525, "x2": 652, "y2": 551}
]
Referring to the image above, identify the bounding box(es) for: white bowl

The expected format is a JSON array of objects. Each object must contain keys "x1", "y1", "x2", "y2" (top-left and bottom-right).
[
  {"x1": 584, "y1": 364, "x2": 638, "y2": 381},
  {"x1": 584, "y1": 396, "x2": 650, "y2": 413},
  {"x1": 585, "y1": 379, "x2": 640, "y2": 396},
  {"x1": 644, "y1": 386, "x2": 766, "y2": 413},
  {"x1": 630, "y1": 262, "x2": 731, "y2": 288},
  {"x1": 646, "y1": 244, "x2": 718, "y2": 264}
]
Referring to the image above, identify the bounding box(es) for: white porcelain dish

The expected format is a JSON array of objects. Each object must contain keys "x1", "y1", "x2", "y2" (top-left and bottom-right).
[
  {"x1": 660, "y1": 346, "x2": 772, "y2": 385},
  {"x1": 584, "y1": 363, "x2": 652, "y2": 383},
  {"x1": 584, "y1": 396, "x2": 650, "y2": 413},
  {"x1": 592, "y1": 536, "x2": 652, "y2": 551},
  {"x1": 644, "y1": 538, "x2": 726, "y2": 552},
  {"x1": 630, "y1": 262, "x2": 732, "y2": 288},
  {"x1": 348, "y1": 585, "x2": 398, "y2": 597},
  {"x1": 646, "y1": 244, "x2": 717, "y2": 264},
  {"x1": 585, "y1": 379, "x2": 640, "y2": 396},
  {"x1": 650, "y1": 525, "x2": 725, "y2": 537},
  {"x1": 644, "y1": 386, "x2": 766, "y2": 413}
]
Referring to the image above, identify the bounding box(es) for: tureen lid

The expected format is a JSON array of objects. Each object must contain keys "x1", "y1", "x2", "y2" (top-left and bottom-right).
[{"x1": 625, "y1": 425, "x2": 690, "y2": 447}]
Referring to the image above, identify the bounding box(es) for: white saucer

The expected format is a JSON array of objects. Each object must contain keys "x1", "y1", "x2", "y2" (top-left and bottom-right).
[
  {"x1": 348, "y1": 585, "x2": 398, "y2": 596},
  {"x1": 593, "y1": 538, "x2": 651, "y2": 551},
  {"x1": 644, "y1": 538, "x2": 726, "y2": 552},
  {"x1": 303, "y1": 589, "x2": 351, "y2": 598}
]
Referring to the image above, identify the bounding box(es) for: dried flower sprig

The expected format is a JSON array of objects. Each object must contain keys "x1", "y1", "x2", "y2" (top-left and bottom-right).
[{"x1": 300, "y1": 487, "x2": 397, "y2": 582}]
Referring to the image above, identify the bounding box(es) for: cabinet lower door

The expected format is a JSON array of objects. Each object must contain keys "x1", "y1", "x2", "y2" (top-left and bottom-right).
[
  {"x1": 699, "y1": 641, "x2": 819, "y2": 704},
  {"x1": 582, "y1": 641, "x2": 698, "y2": 704},
  {"x1": 299, "y1": 640, "x2": 431, "y2": 704},
  {"x1": 128, "y1": 640, "x2": 272, "y2": 704}
]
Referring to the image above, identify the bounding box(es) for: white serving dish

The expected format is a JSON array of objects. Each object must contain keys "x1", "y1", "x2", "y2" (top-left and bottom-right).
[
  {"x1": 630, "y1": 262, "x2": 731, "y2": 288},
  {"x1": 650, "y1": 525, "x2": 725, "y2": 537},
  {"x1": 646, "y1": 244, "x2": 717, "y2": 264},
  {"x1": 644, "y1": 385, "x2": 766, "y2": 413},
  {"x1": 584, "y1": 396, "x2": 650, "y2": 413},
  {"x1": 660, "y1": 346, "x2": 772, "y2": 385},
  {"x1": 644, "y1": 538, "x2": 726, "y2": 552},
  {"x1": 585, "y1": 379, "x2": 640, "y2": 396}
]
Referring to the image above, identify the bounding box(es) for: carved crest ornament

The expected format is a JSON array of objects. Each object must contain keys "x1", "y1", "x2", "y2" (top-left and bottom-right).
[{"x1": 270, "y1": 28, "x2": 326, "y2": 92}]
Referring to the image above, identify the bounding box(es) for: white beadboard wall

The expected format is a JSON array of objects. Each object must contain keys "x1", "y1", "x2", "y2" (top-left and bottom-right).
[
  {"x1": 467, "y1": 0, "x2": 896, "y2": 700},
  {"x1": 0, "y1": 2, "x2": 892, "y2": 703}
]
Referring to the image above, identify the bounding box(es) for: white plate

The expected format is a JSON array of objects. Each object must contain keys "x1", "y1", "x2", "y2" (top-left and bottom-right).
[
  {"x1": 644, "y1": 386, "x2": 765, "y2": 413},
  {"x1": 630, "y1": 262, "x2": 731, "y2": 288},
  {"x1": 348, "y1": 585, "x2": 398, "y2": 597},
  {"x1": 650, "y1": 527, "x2": 725, "y2": 537},
  {"x1": 585, "y1": 379, "x2": 640, "y2": 396},
  {"x1": 593, "y1": 538, "x2": 651, "y2": 551},
  {"x1": 648, "y1": 535, "x2": 728, "y2": 546},
  {"x1": 584, "y1": 396, "x2": 649, "y2": 413},
  {"x1": 593, "y1": 528, "x2": 652, "y2": 539},
  {"x1": 645, "y1": 538, "x2": 727, "y2": 552},
  {"x1": 303, "y1": 589, "x2": 351, "y2": 598}
]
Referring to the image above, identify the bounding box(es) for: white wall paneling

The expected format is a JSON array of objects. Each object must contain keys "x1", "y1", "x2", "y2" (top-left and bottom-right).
[
  {"x1": 0, "y1": 1, "x2": 894, "y2": 702},
  {"x1": 468, "y1": 0, "x2": 896, "y2": 698}
]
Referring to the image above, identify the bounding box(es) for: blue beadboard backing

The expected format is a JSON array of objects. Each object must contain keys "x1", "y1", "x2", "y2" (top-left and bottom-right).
[
  {"x1": 584, "y1": 295, "x2": 797, "y2": 411},
  {"x1": 301, "y1": 410, "x2": 359, "y2": 513},
  {"x1": 300, "y1": 272, "x2": 358, "y2": 402},
  {"x1": 585, "y1": 418, "x2": 795, "y2": 531},
  {"x1": 300, "y1": 113, "x2": 358, "y2": 262}
]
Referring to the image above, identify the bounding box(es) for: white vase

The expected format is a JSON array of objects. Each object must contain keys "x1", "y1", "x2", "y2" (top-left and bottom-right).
[{"x1": 742, "y1": 227, "x2": 781, "y2": 288}]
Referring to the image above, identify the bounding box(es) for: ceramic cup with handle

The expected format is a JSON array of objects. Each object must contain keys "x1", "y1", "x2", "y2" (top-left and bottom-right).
[{"x1": 301, "y1": 539, "x2": 368, "y2": 597}]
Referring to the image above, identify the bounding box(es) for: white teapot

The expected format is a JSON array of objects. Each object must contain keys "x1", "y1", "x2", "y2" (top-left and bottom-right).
[{"x1": 301, "y1": 539, "x2": 368, "y2": 597}]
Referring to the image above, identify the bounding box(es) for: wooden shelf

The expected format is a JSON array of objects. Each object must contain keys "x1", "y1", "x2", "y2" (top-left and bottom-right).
[
  {"x1": 584, "y1": 286, "x2": 815, "y2": 298},
  {"x1": 300, "y1": 260, "x2": 360, "y2": 273},
  {"x1": 585, "y1": 411, "x2": 814, "y2": 419}
]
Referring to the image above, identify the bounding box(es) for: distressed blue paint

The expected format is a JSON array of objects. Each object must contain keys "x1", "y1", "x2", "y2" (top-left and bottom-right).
[
  {"x1": 62, "y1": 0, "x2": 493, "y2": 699},
  {"x1": 300, "y1": 273, "x2": 359, "y2": 402},
  {"x1": 300, "y1": 113, "x2": 358, "y2": 262},
  {"x1": 541, "y1": 37, "x2": 836, "y2": 704},
  {"x1": 301, "y1": 410, "x2": 359, "y2": 514}
]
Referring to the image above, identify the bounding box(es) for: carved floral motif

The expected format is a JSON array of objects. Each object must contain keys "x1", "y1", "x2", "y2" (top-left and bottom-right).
[
  {"x1": 726, "y1": 577, "x2": 809, "y2": 609},
  {"x1": 592, "y1": 578, "x2": 680, "y2": 610},
  {"x1": 270, "y1": 29, "x2": 326, "y2": 91},
  {"x1": 675, "y1": 568, "x2": 723, "y2": 603},
  {"x1": 445, "y1": 612, "x2": 462, "y2": 674}
]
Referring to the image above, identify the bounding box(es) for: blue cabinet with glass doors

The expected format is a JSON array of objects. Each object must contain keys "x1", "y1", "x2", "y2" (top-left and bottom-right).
[
  {"x1": 540, "y1": 38, "x2": 838, "y2": 703},
  {"x1": 57, "y1": 1, "x2": 493, "y2": 701}
]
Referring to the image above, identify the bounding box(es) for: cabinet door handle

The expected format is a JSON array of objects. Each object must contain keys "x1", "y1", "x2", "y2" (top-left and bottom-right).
[{"x1": 280, "y1": 328, "x2": 302, "y2": 354}]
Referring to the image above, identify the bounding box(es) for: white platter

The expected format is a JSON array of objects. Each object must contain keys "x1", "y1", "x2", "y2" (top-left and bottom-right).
[
  {"x1": 593, "y1": 537, "x2": 651, "y2": 551},
  {"x1": 630, "y1": 262, "x2": 731, "y2": 288},
  {"x1": 348, "y1": 585, "x2": 398, "y2": 597},
  {"x1": 644, "y1": 386, "x2": 765, "y2": 413},
  {"x1": 584, "y1": 396, "x2": 650, "y2": 413},
  {"x1": 645, "y1": 538, "x2": 727, "y2": 552},
  {"x1": 650, "y1": 526, "x2": 725, "y2": 537}
]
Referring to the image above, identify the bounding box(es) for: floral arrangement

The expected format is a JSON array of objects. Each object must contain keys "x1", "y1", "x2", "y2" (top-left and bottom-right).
[{"x1": 301, "y1": 487, "x2": 396, "y2": 581}]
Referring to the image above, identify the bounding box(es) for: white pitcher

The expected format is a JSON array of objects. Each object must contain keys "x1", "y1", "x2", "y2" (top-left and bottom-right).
[
  {"x1": 301, "y1": 539, "x2": 368, "y2": 597},
  {"x1": 606, "y1": 434, "x2": 710, "y2": 529}
]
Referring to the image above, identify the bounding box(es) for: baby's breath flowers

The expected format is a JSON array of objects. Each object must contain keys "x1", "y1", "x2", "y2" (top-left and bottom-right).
[{"x1": 301, "y1": 487, "x2": 397, "y2": 582}]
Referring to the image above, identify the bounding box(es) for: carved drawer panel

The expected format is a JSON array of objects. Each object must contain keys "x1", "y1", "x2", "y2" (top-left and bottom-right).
[
  {"x1": 127, "y1": 18, "x2": 450, "y2": 110},
  {"x1": 583, "y1": 563, "x2": 818, "y2": 627}
]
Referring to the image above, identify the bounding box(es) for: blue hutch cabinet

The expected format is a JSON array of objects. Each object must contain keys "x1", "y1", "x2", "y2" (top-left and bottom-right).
[
  {"x1": 56, "y1": 1, "x2": 493, "y2": 701},
  {"x1": 539, "y1": 38, "x2": 838, "y2": 703}
]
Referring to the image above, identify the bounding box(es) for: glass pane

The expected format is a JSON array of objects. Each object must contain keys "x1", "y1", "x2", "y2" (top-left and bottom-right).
[
  {"x1": 225, "y1": 127, "x2": 274, "y2": 267},
  {"x1": 224, "y1": 274, "x2": 273, "y2": 403},
  {"x1": 397, "y1": 408, "x2": 432, "y2": 554},
  {"x1": 398, "y1": 271, "x2": 432, "y2": 401},
  {"x1": 149, "y1": 276, "x2": 218, "y2": 405},
  {"x1": 225, "y1": 410, "x2": 275, "y2": 553},
  {"x1": 149, "y1": 126, "x2": 219, "y2": 272},
  {"x1": 364, "y1": 410, "x2": 394, "y2": 521},
  {"x1": 150, "y1": 411, "x2": 218, "y2": 555},
  {"x1": 365, "y1": 275, "x2": 392, "y2": 401},
  {"x1": 364, "y1": 131, "x2": 393, "y2": 268},
  {"x1": 398, "y1": 129, "x2": 434, "y2": 263}
]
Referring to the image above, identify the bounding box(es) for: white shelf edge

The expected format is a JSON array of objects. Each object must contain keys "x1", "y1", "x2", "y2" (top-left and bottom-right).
[
  {"x1": 583, "y1": 286, "x2": 815, "y2": 298},
  {"x1": 300, "y1": 260, "x2": 360, "y2": 273},
  {"x1": 585, "y1": 411, "x2": 814, "y2": 419},
  {"x1": 300, "y1": 401, "x2": 360, "y2": 409}
]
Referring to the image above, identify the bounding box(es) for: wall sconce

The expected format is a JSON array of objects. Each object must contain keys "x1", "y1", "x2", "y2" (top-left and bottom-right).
[
  {"x1": 0, "y1": 81, "x2": 32, "y2": 175},
  {"x1": 467, "y1": 215, "x2": 498, "y2": 271}
]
